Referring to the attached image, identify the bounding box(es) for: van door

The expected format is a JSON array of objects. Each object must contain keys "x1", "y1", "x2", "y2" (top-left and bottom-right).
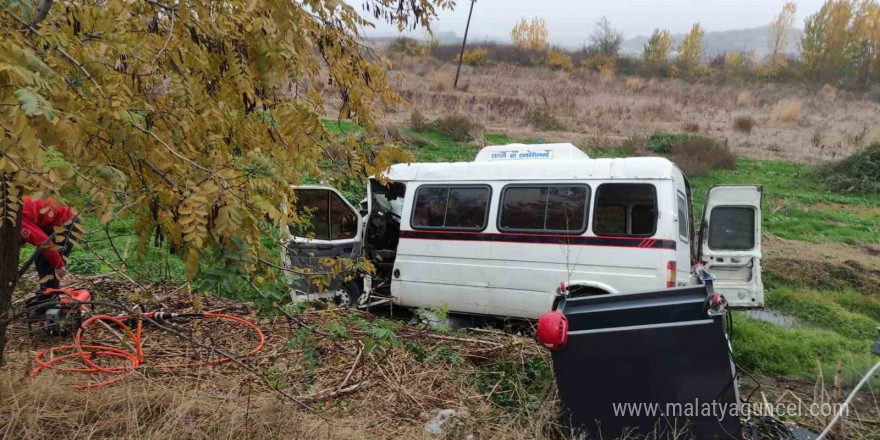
[
  {"x1": 284, "y1": 186, "x2": 363, "y2": 302},
  {"x1": 697, "y1": 185, "x2": 763, "y2": 308}
]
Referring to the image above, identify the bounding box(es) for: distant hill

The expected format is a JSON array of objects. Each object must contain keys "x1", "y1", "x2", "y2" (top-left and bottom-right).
[{"x1": 621, "y1": 25, "x2": 803, "y2": 58}]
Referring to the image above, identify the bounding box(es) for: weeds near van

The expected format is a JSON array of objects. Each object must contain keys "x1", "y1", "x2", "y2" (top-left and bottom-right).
[{"x1": 468, "y1": 356, "x2": 556, "y2": 408}]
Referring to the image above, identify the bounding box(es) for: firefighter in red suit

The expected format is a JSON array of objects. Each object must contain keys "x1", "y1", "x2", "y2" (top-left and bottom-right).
[{"x1": 20, "y1": 197, "x2": 77, "y2": 293}]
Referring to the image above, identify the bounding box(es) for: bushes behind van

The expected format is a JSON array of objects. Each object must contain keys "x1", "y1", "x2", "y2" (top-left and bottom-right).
[
  {"x1": 812, "y1": 142, "x2": 880, "y2": 195},
  {"x1": 620, "y1": 134, "x2": 736, "y2": 176},
  {"x1": 669, "y1": 136, "x2": 736, "y2": 176},
  {"x1": 436, "y1": 113, "x2": 486, "y2": 143}
]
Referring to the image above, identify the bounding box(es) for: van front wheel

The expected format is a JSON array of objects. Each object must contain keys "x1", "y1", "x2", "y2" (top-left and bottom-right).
[{"x1": 332, "y1": 282, "x2": 363, "y2": 308}]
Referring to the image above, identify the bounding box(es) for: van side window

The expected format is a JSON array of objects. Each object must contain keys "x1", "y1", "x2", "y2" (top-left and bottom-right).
[
  {"x1": 412, "y1": 185, "x2": 491, "y2": 230},
  {"x1": 593, "y1": 184, "x2": 657, "y2": 236},
  {"x1": 499, "y1": 185, "x2": 590, "y2": 233},
  {"x1": 293, "y1": 189, "x2": 356, "y2": 240},
  {"x1": 677, "y1": 193, "x2": 689, "y2": 241}
]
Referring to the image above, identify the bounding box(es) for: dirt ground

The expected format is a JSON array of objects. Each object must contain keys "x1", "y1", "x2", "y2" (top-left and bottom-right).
[
  {"x1": 358, "y1": 58, "x2": 880, "y2": 163},
  {"x1": 764, "y1": 234, "x2": 880, "y2": 273}
]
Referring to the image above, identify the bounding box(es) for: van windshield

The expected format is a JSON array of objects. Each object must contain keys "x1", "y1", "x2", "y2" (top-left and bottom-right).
[{"x1": 374, "y1": 193, "x2": 403, "y2": 216}]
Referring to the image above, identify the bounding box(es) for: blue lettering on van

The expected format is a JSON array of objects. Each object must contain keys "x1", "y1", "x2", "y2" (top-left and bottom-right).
[{"x1": 489, "y1": 150, "x2": 553, "y2": 160}]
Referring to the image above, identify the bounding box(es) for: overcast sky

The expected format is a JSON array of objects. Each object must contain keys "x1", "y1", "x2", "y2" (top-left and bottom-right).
[{"x1": 361, "y1": 0, "x2": 827, "y2": 46}]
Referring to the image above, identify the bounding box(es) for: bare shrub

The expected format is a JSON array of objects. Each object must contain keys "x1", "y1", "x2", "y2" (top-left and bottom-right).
[
  {"x1": 427, "y1": 71, "x2": 453, "y2": 92},
  {"x1": 733, "y1": 115, "x2": 757, "y2": 134},
  {"x1": 811, "y1": 127, "x2": 824, "y2": 149},
  {"x1": 598, "y1": 66, "x2": 615, "y2": 84},
  {"x1": 625, "y1": 77, "x2": 646, "y2": 92},
  {"x1": 556, "y1": 71, "x2": 570, "y2": 84},
  {"x1": 380, "y1": 123, "x2": 407, "y2": 143},
  {"x1": 682, "y1": 122, "x2": 700, "y2": 133},
  {"x1": 771, "y1": 99, "x2": 802, "y2": 126},
  {"x1": 822, "y1": 84, "x2": 837, "y2": 102},
  {"x1": 617, "y1": 135, "x2": 653, "y2": 157},
  {"x1": 845, "y1": 123, "x2": 868, "y2": 147},
  {"x1": 736, "y1": 91, "x2": 751, "y2": 107},
  {"x1": 408, "y1": 109, "x2": 430, "y2": 132},
  {"x1": 669, "y1": 136, "x2": 736, "y2": 176},
  {"x1": 436, "y1": 113, "x2": 485, "y2": 143},
  {"x1": 525, "y1": 106, "x2": 566, "y2": 131},
  {"x1": 636, "y1": 103, "x2": 667, "y2": 120}
]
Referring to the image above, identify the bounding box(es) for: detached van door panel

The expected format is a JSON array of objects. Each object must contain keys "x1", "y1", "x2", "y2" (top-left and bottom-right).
[
  {"x1": 285, "y1": 187, "x2": 362, "y2": 294},
  {"x1": 698, "y1": 185, "x2": 763, "y2": 307}
]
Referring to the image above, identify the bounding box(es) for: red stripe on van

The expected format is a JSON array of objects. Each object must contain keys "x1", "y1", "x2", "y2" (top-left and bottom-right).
[{"x1": 399, "y1": 230, "x2": 676, "y2": 250}]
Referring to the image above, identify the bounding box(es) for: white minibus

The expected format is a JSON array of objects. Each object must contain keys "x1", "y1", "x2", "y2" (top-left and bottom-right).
[{"x1": 284, "y1": 143, "x2": 763, "y2": 319}]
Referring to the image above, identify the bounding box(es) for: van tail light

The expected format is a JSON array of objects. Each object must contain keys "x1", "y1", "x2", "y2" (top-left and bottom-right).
[
  {"x1": 537, "y1": 311, "x2": 569, "y2": 351},
  {"x1": 666, "y1": 261, "x2": 677, "y2": 288}
]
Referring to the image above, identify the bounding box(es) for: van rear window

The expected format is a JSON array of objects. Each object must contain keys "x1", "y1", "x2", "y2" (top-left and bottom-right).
[
  {"x1": 708, "y1": 207, "x2": 755, "y2": 250},
  {"x1": 499, "y1": 185, "x2": 589, "y2": 233},
  {"x1": 593, "y1": 184, "x2": 657, "y2": 236},
  {"x1": 412, "y1": 185, "x2": 491, "y2": 230}
]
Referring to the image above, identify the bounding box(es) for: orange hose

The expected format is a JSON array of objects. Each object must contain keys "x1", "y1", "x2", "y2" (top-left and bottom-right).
[{"x1": 31, "y1": 313, "x2": 265, "y2": 390}]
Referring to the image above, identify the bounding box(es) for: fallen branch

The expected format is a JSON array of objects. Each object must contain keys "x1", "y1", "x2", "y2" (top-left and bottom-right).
[{"x1": 298, "y1": 380, "x2": 372, "y2": 403}]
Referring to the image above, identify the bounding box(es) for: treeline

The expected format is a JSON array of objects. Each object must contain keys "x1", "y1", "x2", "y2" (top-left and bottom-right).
[{"x1": 386, "y1": 0, "x2": 880, "y2": 90}]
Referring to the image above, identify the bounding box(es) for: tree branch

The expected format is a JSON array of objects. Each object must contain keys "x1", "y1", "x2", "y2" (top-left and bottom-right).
[
  {"x1": 140, "y1": 158, "x2": 183, "y2": 193},
  {"x1": 133, "y1": 124, "x2": 212, "y2": 173},
  {"x1": 29, "y1": 0, "x2": 53, "y2": 26},
  {"x1": 150, "y1": 12, "x2": 175, "y2": 69}
]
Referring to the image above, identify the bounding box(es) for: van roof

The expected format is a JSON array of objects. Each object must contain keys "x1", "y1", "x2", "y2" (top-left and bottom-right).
[{"x1": 385, "y1": 156, "x2": 680, "y2": 182}]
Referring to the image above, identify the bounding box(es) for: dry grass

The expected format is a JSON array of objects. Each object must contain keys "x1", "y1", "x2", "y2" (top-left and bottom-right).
[
  {"x1": 771, "y1": 99, "x2": 803, "y2": 127},
  {"x1": 427, "y1": 70, "x2": 453, "y2": 92},
  {"x1": 733, "y1": 115, "x2": 757, "y2": 134},
  {"x1": 1, "y1": 374, "x2": 329, "y2": 440},
  {"x1": 625, "y1": 76, "x2": 646, "y2": 92},
  {"x1": 556, "y1": 71, "x2": 570, "y2": 85},
  {"x1": 598, "y1": 66, "x2": 615, "y2": 84},
  {"x1": 338, "y1": 59, "x2": 880, "y2": 162},
  {"x1": 0, "y1": 279, "x2": 562, "y2": 440},
  {"x1": 408, "y1": 109, "x2": 430, "y2": 132},
  {"x1": 682, "y1": 122, "x2": 700, "y2": 133},
  {"x1": 823, "y1": 84, "x2": 838, "y2": 102}
]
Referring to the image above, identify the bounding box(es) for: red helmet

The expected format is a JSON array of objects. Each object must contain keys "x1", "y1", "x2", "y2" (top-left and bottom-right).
[{"x1": 536, "y1": 310, "x2": 569, "y2": 351}]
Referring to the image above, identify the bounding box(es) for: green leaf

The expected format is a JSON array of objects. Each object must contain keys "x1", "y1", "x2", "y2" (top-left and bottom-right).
[{"x1": 14, "y1": 88, "x2": 54, "y2": 121}]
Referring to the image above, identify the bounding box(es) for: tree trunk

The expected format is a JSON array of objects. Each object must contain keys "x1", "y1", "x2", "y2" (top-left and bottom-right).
[{"x1": 0, "y1": 176, "x2": 23, "y2": 366}]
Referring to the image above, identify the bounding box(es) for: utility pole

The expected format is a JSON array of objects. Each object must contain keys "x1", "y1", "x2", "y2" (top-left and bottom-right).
[{"x1": 453, "y1": 0, "x2": 475, "y2": 89}]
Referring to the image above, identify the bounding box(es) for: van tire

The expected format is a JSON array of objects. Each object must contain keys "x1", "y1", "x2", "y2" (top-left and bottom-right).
[{"x1": 333, "y1": 282, "x2": 363, "y2": 308}]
